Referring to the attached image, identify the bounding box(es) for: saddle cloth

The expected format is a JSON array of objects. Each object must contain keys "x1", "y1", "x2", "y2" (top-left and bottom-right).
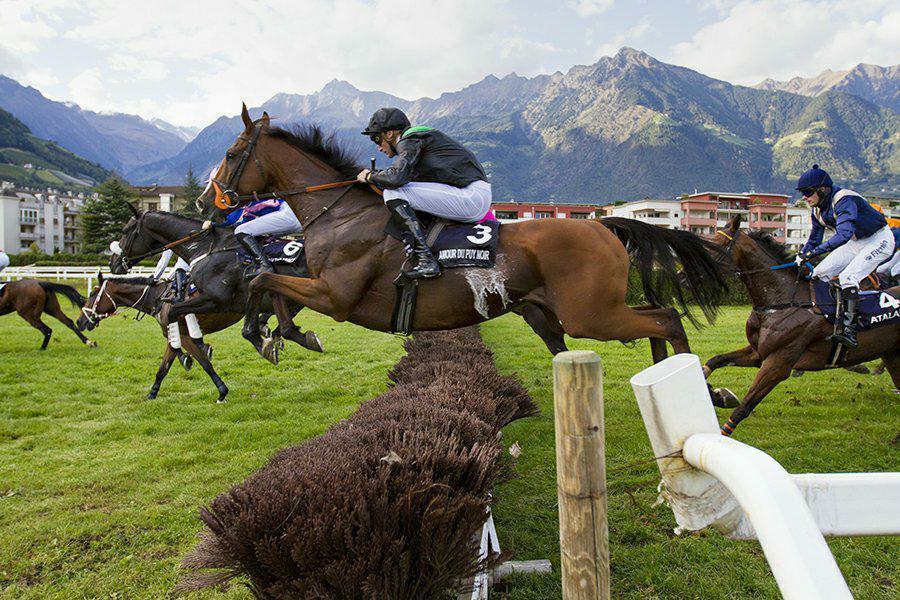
[
  {"x1": 431, "y1": 218, "x2": 499, "y2": 268},
  {"x1": 238, "y1": 236, "x2": 305, "y2": 265},
  {"x1": 813, "y1": 280, "x2": 900, "y2": 330},
  {"x1": 385, "y1": 212, "x2": 500, "y2": 269}
]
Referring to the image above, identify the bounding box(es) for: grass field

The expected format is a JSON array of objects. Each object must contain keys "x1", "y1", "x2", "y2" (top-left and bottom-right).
[{"x1": 0, "y1": 304, "x2": 897, "y2": 598}]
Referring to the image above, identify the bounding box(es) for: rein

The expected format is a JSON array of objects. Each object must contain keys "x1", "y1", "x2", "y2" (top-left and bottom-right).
[
  {"x1": 715, "y1": 229, "x2": 816, "y2": 312},
  {"x1": 121, "y1": 221, "x2": 211, "y2": 269}
]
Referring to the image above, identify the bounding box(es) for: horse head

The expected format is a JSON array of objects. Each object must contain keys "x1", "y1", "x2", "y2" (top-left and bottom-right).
[
  {"x1": 78, "y1": 273, "x2": 116, "y2": 331},
  {"x1": 196, "y1": 102, "x2": 272, "y2": 218}
]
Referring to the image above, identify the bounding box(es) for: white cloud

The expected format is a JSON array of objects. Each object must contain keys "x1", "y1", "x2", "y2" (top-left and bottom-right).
[
  {"x1": 567, "y1": 0, "x2": 614, "y2": 16},
  {"x1": 68, "y1": 67, "x2": 105, "y2": 109},
  {"x1": 667, "y1": 0, "x2": 900, "y2": 85},
  {"x1": 44, "y1": 0, "x2": 560, "y2": 125},
  {"x1": 595, "y1": 19, "x2": 651, "y2": 60}
]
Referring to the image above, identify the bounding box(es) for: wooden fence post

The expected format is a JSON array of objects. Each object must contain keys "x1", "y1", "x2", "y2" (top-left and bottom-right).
[{"x1": 553, "y1": 350, "x2": 610, "y2": 600}]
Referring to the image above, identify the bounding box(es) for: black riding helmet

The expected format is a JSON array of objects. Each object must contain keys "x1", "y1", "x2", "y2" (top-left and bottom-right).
[{"x1": 361, "y1": 107, "x2": 411, "y2": 142}]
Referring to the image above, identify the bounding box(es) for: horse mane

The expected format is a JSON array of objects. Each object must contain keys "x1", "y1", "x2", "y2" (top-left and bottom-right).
[
  {"x1": 746, "y1": 230, "x2": 792, "y2": 263},
  {"x1": 266, "y1": 124, "x2": 362, "y2": 179}
]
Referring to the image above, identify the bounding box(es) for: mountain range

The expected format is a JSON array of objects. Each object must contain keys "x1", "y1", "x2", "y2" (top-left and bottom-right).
[
  {"x1": 1, "y1": 49, "x2": 897, "y2": 200},
  {"x1": 0, "y1": 106, "x2": 112, "y2": 187}
]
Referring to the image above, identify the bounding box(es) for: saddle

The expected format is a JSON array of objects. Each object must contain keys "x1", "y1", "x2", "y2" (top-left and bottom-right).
[
  {"x1": 237, "y1": 236, "x2": 306, "y2": 266},
  {"x1": 811, "y1": 280, "x2": 900, "y2": 332}
]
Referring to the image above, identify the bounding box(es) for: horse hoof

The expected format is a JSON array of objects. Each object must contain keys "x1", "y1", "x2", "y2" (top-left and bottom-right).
[
  {"x1": 179, "y1": 356, "x2": 193, "y2": 371},
  {"x1": 791, "y1": 370, "x2": 805, "y2": 378},
  {"x1": 86, "y1": 340, "x2": 98, "y2": 348},
  {"x1": 216, "y1": 397, "x2": 227, "y2": 404},
  {"x1": 147, "y1": 393, "x2": 157, "y2": 400},
  {"x1": 306, "y1": 331, "x2": 325, "y2": 353},
  {"x1": 702, "y1": 364, "x2": 711, "y2": 378},
  {"x1": 714, "y1": 388, "x2": 740, "y2": 408},
  {"x1": 261, "y1": 338, "x2": 279, "y2": 365}
]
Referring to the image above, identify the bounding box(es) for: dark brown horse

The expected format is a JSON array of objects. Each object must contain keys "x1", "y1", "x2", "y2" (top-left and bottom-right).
[
  {"x1": 704, "y1": 216, "x2": 900, "y2": 435},
  {"x1": 198, "y1": 106, "x2": 729, "y2": 365},
  {"x1": 0, "y1": 279, "x2": 95, "y2": 350},
  {"x1": 77, "y1": 273, "x2": 321, "y2": 403}
]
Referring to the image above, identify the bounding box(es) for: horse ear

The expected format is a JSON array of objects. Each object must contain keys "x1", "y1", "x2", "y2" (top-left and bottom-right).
[
  {"x1": 260, "y1": 111, "x2": 270, "y2": 127},
  {"x1": 126, "y1": 202, "x2": 140, "y2": 217},
  {"x1": 729, "y1": 214, "x2": 742, "y2": 232},
  {"x1": 241, "y1": 102, "x2": 253, "y2": 131},
  {"x1": 98, "y1": 271, "x2": 104, "y2": 284}
]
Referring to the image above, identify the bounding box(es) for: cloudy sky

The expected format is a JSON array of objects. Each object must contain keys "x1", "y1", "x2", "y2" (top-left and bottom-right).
[{"x1": 2, "y1": 0, "x2": 897, "y2": 127}]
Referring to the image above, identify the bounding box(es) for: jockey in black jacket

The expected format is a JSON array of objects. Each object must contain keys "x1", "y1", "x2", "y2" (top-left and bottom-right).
[{"x1": 358, "y1": 107, "x2": 492, "y2": 280}]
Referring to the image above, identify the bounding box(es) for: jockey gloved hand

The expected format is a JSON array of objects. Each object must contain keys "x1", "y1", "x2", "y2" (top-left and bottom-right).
[
  {"x1": 356, "y1": 169, "x2": 371, "y2": 183},
  {"x1": 202, "y1": 220, "x2": 213, "y2": 230},
  {"x1": 795, "y1": 251, "x2": 813, "y2": 266}
]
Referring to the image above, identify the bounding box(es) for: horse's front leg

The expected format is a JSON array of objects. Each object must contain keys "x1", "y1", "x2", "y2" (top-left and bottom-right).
[
  {"x1": 721, "y1": 349, "x2": 798, "y2": 436},
  {"x1": 271, "y1": 295, "x2": 323, "y2": 353},
  {"x1": 703, "y1": 344, "x2": 761, "y2": 378},
  {"x1": 167, "y1": 293, "x2": 225, "y2": 322}
]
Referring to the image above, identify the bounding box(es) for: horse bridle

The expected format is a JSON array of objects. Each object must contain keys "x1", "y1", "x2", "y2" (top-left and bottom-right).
[
  {"x1": 210, "y1": 122, "x2": 266, "y2": 210},
  {"x1": 81, "y1": 279, "x2": 153, "y2": 326}
]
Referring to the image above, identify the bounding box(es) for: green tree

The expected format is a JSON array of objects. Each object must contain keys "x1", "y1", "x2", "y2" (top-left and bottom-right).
[
  {"x1": 179, "y1": 165, "x2": 204, "y2": 217},
  {"x1": 81, "y1": 176, "x2": 136, "y2": 254}
]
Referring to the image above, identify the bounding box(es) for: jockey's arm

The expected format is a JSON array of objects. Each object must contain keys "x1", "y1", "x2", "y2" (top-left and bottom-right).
[
  {"x1": 812, "y1": 200, "x2": 858, "y2": 255},
  {"x1": 368, "y1": 137, "x2": 424, "y2": 189},
  {"x1": 153, "y1": 249, "x2": 174, "y2": 279},
  {"x1": 801, "y1": 217, "x2": 824, "y2": 255}
]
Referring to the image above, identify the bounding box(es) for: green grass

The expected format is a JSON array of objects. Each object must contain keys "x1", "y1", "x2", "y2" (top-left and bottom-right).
[{"x1": 0, "y1": 306, "x2": 897, "y2": 598}]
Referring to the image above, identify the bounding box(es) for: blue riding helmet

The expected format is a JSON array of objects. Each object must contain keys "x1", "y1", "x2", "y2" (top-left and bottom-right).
[{"x1": 796, "y1": 164, "x2": 833, "y2": 191}]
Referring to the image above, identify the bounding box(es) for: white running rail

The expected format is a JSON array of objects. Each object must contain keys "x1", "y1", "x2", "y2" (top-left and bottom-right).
[
  {"x1": 3, "y1": 265, "x2": 156, "y2": 291},
  {"x1": 630, "y1": 354, "x2": 900, "y2": 600}
]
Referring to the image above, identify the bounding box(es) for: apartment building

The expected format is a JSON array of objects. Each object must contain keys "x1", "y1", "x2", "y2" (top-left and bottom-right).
[
  {"x1": 0, "y1": 181, "x2": 89, "y2": 254},
  {"x1": 490, "y1": 201, "x2": 603, "y2": 222}
]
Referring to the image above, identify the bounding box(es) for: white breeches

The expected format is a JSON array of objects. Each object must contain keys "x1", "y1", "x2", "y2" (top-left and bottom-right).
[
  {"x1": 813, "y1": 225, "x2": 895, "y2": 289},
  {"x1": 383, "y1": 180, "x2": 492, "y2": 223},
  {"x1": 876, "y1": 251, "x2": 900, "y2": 280},
  {"x1": 0, "y1": 252, "x2": 9, "y2": 272},
  {"x1": 234, "y1": 203, "x2": 303, "y2": 237},
  {"x1": 164, "y1": 257, "x2": 191, "y2": 279}
]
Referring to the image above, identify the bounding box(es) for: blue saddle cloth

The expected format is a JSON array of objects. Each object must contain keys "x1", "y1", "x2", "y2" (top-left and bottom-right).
[
  {"x1": 812, "y1": 280, "x2": 900, "y2": 330},
  {"x1": 431, "y1": 220, "x2": 499, "y2": 268},
  {"x1": 238, "y1": 236, "x2": 305, "y2": 265}
]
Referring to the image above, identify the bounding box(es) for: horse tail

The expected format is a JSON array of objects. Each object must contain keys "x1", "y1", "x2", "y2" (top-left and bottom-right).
[
  {"x1": 38, "y1": 281, "x2": 86, "y2": 309},
  {"x1": 600, "y1": 217, "x2": 729, "y2": 325}
]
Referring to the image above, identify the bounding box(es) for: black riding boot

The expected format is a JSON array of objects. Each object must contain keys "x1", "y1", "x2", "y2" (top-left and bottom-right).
[
  {"x1": 173, "y1": 268, "x2": 188, "y2": 301},
  {"x1": 829, "y1": 287, "x2": 860, "y2": 348},
  {"x1": 387, "y1": 199, "x2": 440, "y2": 280},
  {"x1": 236, "y1": 233, "x2": 274, "y2": 279}
]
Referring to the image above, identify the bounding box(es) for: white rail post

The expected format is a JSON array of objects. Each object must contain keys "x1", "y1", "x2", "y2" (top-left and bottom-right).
[
  {"x1": 630, "y1": 354, "x2": 853, "y2": 600},
  {"x1": 629, "y1": 354, "x2": 742, "y2": 533},
  {"x1": 553, "y1": 350, "x2": 610, "y2": 600}
]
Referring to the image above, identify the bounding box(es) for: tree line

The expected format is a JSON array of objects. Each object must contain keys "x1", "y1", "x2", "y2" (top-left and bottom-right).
[{"x1": 79, "y1": 167, "x2": 204, "y2": 254}]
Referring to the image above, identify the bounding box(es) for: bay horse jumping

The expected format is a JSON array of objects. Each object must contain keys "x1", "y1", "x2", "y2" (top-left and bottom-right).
[
  {"x1": 198, "y1": 106, "x2": 729, "y2": 365},
  {"x1": 109, "y1": 209, "x2": 323, "y2": 363},
  {"x1": 0, "y1": 279, "x2": 95, "y2": 350},
  {"x1": 704, "y1": 215, "x2": 900, "y2": 436},
  {"x1": 77, "y1": 274, "x2": 289, "y2": 402}
]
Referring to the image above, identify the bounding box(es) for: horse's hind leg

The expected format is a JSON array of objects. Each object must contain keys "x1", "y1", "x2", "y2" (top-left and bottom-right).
[
  {"x1": 272, "y1": 295, "x2": 323, "y2": 353},
  {"x1": 564, "y1": 304, "x2": 690, "y2": 359},
  {"x1": 514, "y1": 303, "x2": 568, "y2": 355},
  {"x1": 45, "y1": 295, "x2": 95, "y2": 347},
  {"x1": 20, "y1": 308, "x2": 53, "y2": 350},
  {"x1": 148, "y1": 345, "x2": 179, "y2": 399},
  {"x1": 182, "y1": 337, "x2": 228, "y2": 403}
]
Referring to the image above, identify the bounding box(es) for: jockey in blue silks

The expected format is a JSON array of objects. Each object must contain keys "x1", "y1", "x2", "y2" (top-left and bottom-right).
[
  {"x1": 795, "y1": 164, "x2": 894, "y2": 348},
  {"x1": 203, "y1": 195, "x2": 302, "y2": 279}
]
